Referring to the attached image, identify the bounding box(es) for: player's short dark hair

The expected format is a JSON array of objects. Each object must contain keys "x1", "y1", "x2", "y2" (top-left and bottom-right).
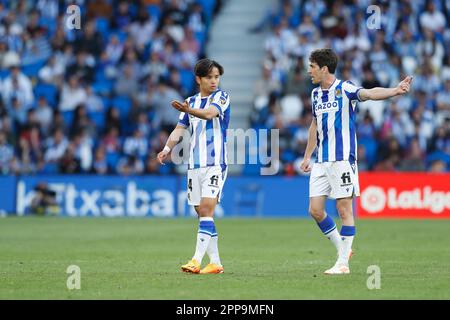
[
  {"x1": 309, "y1": 49, "x2": 338, "y2": 74},
  {"x1": 194, "y1": 58, "x2": 224, "y2": 77}
]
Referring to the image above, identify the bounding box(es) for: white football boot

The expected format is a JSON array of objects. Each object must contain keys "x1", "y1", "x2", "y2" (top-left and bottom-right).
[{"x1": 324, "y1": 249, "x2": 353, "y2": 275}]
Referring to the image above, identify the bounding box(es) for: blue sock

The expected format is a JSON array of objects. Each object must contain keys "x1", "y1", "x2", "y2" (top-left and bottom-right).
[
  {"x1": 338, "y1": 225, "x2": 355, "y2": 264},
  {"x1": 316, "y1": 215, "x2": 341, "y2": 252},
  {"x1": 317, "y1": 215, "x2": 337, "y2": 235},
  {"x1": 340, "y1": 225, "x2": 356, "y2": 237},
  {"x1": 193, "y1": 218, "x2": 215, "y2": 263},
  {"x1": 198, "y1": 219, "x2": 215, "y2": 236}
]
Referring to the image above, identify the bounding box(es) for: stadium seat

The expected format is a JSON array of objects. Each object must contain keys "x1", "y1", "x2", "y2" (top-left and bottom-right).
[
  {"x1": 106, "y1": 152, "x2": 121, "y2": 170},
  {"x1": 34, "y1": 83, "x2": 58, "y2": 107},
  {"x1": 195, "y1": 31, "x2": 207, "y2": 47},
  {"x1": 88, "y1": 111, "x2": 106, "y2": 131},
  {"x1": 40, "y1": 16, "x2": 57, "y2": 36},
  {"x1": 359, "y1": 138, "x2": 378, "y2": 167},
  {"x1": 92, "y1": 81, "x2": 113, "y2": 96},
  {"x1": 61, "y1": 110, "x2": 74, "y2": 127},
  {"x1": 179, "y1": 68, "x2": 195, "y2": 94},
  {"x1": 0, "y1": 69, "x2": 10, "y2": 79},
  {"x1": 21, "y1": 60, "x2": 46, "y2": 78},
  {"x1": 101, "y1": 97, "x2": 111, "y2": 109},
  {"x1": 196, "y1": 0, "x2": 215, "y2": 24},
  {"x1": 95, "y1": 17, "x2": 110, "y2": 38},
  {"x1": 111, "y1": 96, "x2": 132, "y2": 119},
  {"x1": 426, "y1": 151, "x2": 450, "y2": 167},
  {"x1": 147, "y1": 4, "x2": 161, "y2": 22},
  {"x1": 40, "y1": 162, "x2": 59, "y2": 174},
  {"x1": 94, "y1": 68, "x2": 108, "y2": 83}
]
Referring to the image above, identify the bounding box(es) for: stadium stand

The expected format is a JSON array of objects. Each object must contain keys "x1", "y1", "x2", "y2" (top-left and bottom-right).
[
  {"x1": 0, "y1": 0, "x2": 223, "y2": 175},
  {"x1": 0, "y1": 0, "x2": 448, "y2": 176},
  {"x1": 250, "y1": 0, "x2": 449, "y2": 174}
]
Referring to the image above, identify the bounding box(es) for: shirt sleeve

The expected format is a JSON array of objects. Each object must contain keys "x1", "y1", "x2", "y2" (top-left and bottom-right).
[
  {"x1": 178, "y1": 112, "x2": 189, "y2": 127},
  {"x1": 210, "y1": 90, "x2": 230, "y2": 116},
  {"x1": 311, "y1": 89, "x2": 317, "y2": 118},
  {"x1": 343, "y1": 81, "x2": 363, "y2": 102}
]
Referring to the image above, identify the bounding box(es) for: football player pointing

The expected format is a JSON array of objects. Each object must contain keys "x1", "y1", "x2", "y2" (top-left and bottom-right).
[
  {"x1": 300, "y1": 49, "x2": 412, "y2": 274},
  {"x1": 157, "y1": 59, "x2": 230, "y2": 274}
]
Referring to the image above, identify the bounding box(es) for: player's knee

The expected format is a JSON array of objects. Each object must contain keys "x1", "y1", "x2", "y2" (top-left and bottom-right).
[
  {"x1": 309, "y1": 207, "x2": 325, "y2": 221},
  {"x1": 198, "y1": 204, "x2": 214, "y2": 217},
  {"x1": 336, "y1": 203, "x2": 352, "y2": 219}
]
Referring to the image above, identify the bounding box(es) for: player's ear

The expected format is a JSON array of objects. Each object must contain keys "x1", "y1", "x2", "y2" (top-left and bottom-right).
[{"x1": 195, "y1": 76, "x2": 201, "y2": 86}]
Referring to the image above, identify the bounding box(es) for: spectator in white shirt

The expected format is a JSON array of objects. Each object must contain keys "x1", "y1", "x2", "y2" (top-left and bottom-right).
[
  {"x1": 59, "y1": 75, "x2": 87, "y2": 111},
  {"x1": 2, "y1": 65, "x2": 34, "y2": 108},
  {"x1": 44, "y1": 128, "x2": 68, "y2": 163},
  {"x1": 419, "y1": 1, "x2": 446, "y2": 33},
  {"x1": 122, "y1": 129, "x2": 148, "y2": 158}
]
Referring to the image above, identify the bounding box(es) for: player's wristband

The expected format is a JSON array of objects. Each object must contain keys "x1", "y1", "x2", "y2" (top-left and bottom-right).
[{"x1": 163, "y1": 145, "x2": 171, "y2": 154}]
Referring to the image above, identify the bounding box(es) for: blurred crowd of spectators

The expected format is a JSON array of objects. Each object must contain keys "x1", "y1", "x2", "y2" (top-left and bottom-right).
[
  {"x1": 0, "y1": 0, "x2": 221, "y2": 175},
  {"x1": 250, "y1": 0, "x2": 450, "y2": 174}
]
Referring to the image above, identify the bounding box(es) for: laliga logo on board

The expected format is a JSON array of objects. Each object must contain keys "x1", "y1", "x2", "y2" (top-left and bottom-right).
[
  {"x1": 361, "y1": 186, "x2": 450, "y2": 214},
  {"x1": 360, "y1": 186, "x2": 386, "y2": 213}
]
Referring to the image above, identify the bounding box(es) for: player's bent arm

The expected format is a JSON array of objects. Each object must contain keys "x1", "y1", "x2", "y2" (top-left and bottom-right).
[
  {"x1": 304, "y1": 119, "x2": 317, "y2": 160},
  {"x1": 165, "y1": 124, "x2": 188, "y2": 150},
  {"x1": 186, "y1": 106, "x2": 219, "y2": 120}
]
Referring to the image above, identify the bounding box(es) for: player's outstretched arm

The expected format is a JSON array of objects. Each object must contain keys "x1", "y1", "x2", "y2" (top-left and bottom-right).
[
  {"x1": 358, "y1": 76, "x2": 413, "y2": 101},
  {"x1": 171, "y1": 100, "x2": 219, "y2": 120},
  {"x1": 300, "y1": 119, "x2": 317, "y2": 173},
  {"x1": 157, "y1": 124, "x2": 187, "y2": 165}
]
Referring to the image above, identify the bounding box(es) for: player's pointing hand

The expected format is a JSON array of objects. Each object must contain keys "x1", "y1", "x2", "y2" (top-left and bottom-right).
[
  {"x1": 171, "y1": 100, "x2": 189, "y2": 113},
  {"x1": 157, "y1": 150, "x2": 168, "y2": 165},
  {"x1": 396, "y1": 76, "x2": 413, "y2": 95}
]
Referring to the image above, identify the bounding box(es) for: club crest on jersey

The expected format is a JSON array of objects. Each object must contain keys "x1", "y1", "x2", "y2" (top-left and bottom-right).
[
  {"x1": 219, "y1": 97, "x2": 226, "y2": 105},
  {"x1": 335, "y1": 88, "x2": 342, "y2": 99}
]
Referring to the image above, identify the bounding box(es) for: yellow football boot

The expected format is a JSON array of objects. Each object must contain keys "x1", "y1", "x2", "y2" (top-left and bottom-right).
[
  {"x1": 181, "y1": 259, "x2": 201, "y2": 274},
  {"x1": 200, "y1": 263, "x2": 224, "y2": 274}
]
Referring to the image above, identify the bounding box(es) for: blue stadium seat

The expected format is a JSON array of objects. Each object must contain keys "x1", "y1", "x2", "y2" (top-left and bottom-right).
[
  {"x1": 106, "y1": 152, "x2": 121, "y2": 170},
  {"x1": 101, "y1": 97, "x2": 111, "y2": 109},
  {"x1": 179, "y1": 68, "x2": 195, "y2": 94},
  {"x1": 61, "y1": 110, "x2": 74, "y2": 127},
  {"x1": 21, "y1": 60, "x2": 46, "y2": 77},
  {"x1": 95, "y1": 17, "x2": 110, "y2": 38},
  {"x1": 0, "y1": 69, "x2": 10, "y2": 80},
  {"x1": 94, "y1": 68, "x2": 108, "y2": 82},
  {"x1": 196, "y1": 0, "x2": 215, "y2": 23},
  {"x1": 34, "y1": 83, "x2": 58, "y2": 107},
  {"x1": 40, "y1": 16, "x2": 57, "y2": 36},
  {"x1": 111, "y1": 96, "x2": 132, "y2": 119},
  {"x1": 114, "y1": 30, "x2": 128, "y2": 43},
  {"x1": 426, "y1": 151, "x2": 450, "y2": 167},
  {"x1": 147, "y1": 4, "x2": 161, "y2": 22},
  {"x1": 88, "y1": 111, "x2": 105, "y2": 131},
  {"x1": 195, "y1": 31, "x2": 206, "y2": 47},
  {"x1": 41, "y1": 163, "x2": 59, "y2": 174},
  {"x1": 359, "y1": 138, "x2": 378, "y2": 167},
  {"x1": 92, "y1": 81, "x2": 113, "y2": 95}
]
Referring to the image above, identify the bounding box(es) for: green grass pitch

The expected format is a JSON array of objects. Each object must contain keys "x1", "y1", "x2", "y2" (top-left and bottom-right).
[{"x1": 1, "y1": 217, "x2": 449, "y2": 299}]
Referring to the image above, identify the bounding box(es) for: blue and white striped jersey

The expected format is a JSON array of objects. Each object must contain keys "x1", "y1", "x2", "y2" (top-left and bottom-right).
[
  {"x1": 178, "y1": 89, "x2": 231, "y2": 170},
  {"x1": 311, "y1": 78, "x2": 362, "y2": 163}
]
